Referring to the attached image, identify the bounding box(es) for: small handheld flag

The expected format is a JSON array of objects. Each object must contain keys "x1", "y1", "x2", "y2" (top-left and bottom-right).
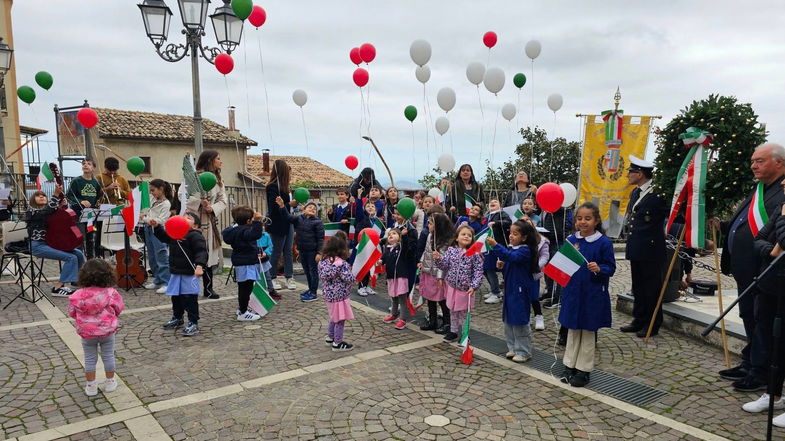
[{"x1": 543, "y1": 241, "x2": 588, "y2": 287}]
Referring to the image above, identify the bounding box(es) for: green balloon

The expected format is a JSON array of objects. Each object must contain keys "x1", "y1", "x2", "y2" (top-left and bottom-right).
[
  {"x1": 35, "y1": 71, "x2": 53, "y2": 90},
  {"x1": 127, "y1": 156, "x2": 146, "y2": 176},
  {"x1": 404, "y1": 105, "x2": 417, "y2": 122},
  {"x1": 397, "y1": 197, "x2": 416, "y2": 220},
  {"x1": 231, "y1": 0, "x2": 253, "y2": 20},
  {"x1": 513, "y1": 73, "x2": 527, "y2": 89},
  {"x1": 294, "y1": 187, "x2": 310, "y2": 204},
  {"x1": 17, "y1": 86, "x2": 35, "y2": 104},
  {"x1": 199, "y1": 171, "x2": 217, "y2": 192}
]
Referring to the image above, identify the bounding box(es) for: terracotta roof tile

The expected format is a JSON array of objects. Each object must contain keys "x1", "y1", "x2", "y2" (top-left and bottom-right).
[
  {"x1": 93, "y1": 108, "x2": 256, "y2": 146},
  {"x1": 246, "y1": 155, "x2": 353, "y2": 188}
]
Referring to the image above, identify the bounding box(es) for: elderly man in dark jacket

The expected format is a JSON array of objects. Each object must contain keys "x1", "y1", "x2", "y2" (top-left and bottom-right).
[{"x1": 276, "y1": 197, "x2": 324, "y2": 302}]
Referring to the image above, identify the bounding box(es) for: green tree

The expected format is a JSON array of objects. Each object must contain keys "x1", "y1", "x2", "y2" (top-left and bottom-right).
[
  {"x1": 652, "y1": 94, "x2": 766, "y2": 218},
  {"x1": 418, "y1": 167, "x2": 454, "y2": 190},
  {"x1": 483, "y1": 126, "x2": 580, "y2": 191}
]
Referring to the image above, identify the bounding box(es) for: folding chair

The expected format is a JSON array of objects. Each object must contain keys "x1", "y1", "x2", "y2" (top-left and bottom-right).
[{"x1": 0, "y1": 220, "x2": 53, "y2": 309}]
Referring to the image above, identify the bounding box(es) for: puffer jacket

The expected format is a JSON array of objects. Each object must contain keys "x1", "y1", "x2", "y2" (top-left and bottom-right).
[
  {"x1": 318, "y1": 257, "x2": 354, "y2": 302},
  {"x1": 282, "y1": 207, "x2": 325, "y2": 252},
  {"x1": 153, "y1": 226, "x2": 209, "y2": 275},
  {"x1": 67, "y1": 287, "x2": 125, "y2": 339},
  {"x1": 222, "y1": 221, "x2": 264, "y2": 266}
]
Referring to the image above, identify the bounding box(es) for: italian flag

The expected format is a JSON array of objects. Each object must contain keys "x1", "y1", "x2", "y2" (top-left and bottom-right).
[
  {"x1": 110, "y1": 205, "x2": 125, "y2": 216},
  {"x1": 324, "y1": 222, "x2": 343, "y2": 241},
  {"x1": 503, "y1": 205, "x2": 524, "y2": 222},
  {"x1": 466, "y1": 227, "x2": 493, "y2": 257},
  {"x1": 543, "y1": 241, "x2": 587, "y2": 287},
  {"x1": 85, "y1": 211, "x2": 95, "y2": 232},
  {"x1": 406, "y1": 269, "x2": 424, "y2": 315},
  {"x1": 37, "y1": 162, "x2": 54, "y2": 190},
  {"x1": 121, "y1": 182, "x2": 150, "y2": 236},
  {"x1": 460, "y1": 309, "x2": 473, "y2": 365},
  {"x1": 464, "y1": 194, "x2": 475, "y2": 215},
  {"x1": 249, "y1": 275, "x2": 277, "y2": 317},
  {"x1": 748, "y1": 182, "x2": 768, "y2": 237},
  {"x1": 348, "y1": 218, "x2": 356, "y2": 241},
  {"x1": 433, "y1": 185, "x2": 447, "y2": 205},
  {"x1": 352, "y1": 230, "x2": 382, "y2": 282},
  {"x1": 371, "y1": 217, "x2": 385, "y2": 236}
]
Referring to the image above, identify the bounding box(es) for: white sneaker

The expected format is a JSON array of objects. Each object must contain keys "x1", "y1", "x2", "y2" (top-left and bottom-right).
[
  {"x1": 85, "y1": 382, "x2": 98, "y2": 396},
  {"x1": 103, "y1": 377, "x2": 118, "y2": 393},
  {"x1": 534, "y1": 315, "x2": 545, "y2": 331},
  {"x1": 357, "y1": 286, "x2": 368, "y2": 297},
  {"x1": 505, "y1": 351, "x2": 515, "y2": 359},
  {"x1": 484, "y1": 294, "x2": 501, "y2": 304},
  {"x1": 272, "y1": 279, "x2": 283, "y2": 290},
  {"x1": 484, "y1": 292, "x2": 493, "y2": 299},
  {"x1": 143, "y1": 281, "x2": 158, "y2": 290},
  {"x1": 156, "y1": 286, "x2": 168, "y2": 294},
  {"x1": 774, "y1": 411, "x2": 785, "y2": 428},
  {"x1": 743, "y1": 393, "x2": 785, "y2": 413},
  {"x1": 237, "y1": 311, "x2": 261, "y2": 321},
  {"x1": 512, "y1": 354, "x2": 531, "y2": 363},
  {"x1": 286, "y1": 278, "x2": 297, "y2": 290},
  {"x1": 365, "y1": 287, "x2": 376, "y2": 295}
]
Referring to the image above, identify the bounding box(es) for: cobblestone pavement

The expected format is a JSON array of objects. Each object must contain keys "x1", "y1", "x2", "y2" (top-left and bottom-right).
[{"x1": 0, "y1": 256, "x2": 771, "y2": 441}]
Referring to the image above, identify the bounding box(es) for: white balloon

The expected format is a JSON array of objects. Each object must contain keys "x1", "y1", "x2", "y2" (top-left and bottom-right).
[
  {"x1": 436, "y1": 87, "x2": 456, "y2": 113},
  {"x1": 525, "y1": 40, "x2": 542, "y2": 60},
  {"x1": 292, "y1": 89, "x2": 307, "y2": 107},
  {"x1": 415, "y1": 65, "x2": 431, "y2": 84},
  {"x1": 559, "y1": 183, "x2": 577, "y2": 207},
  {"x1": 437, "y1": 153, "x2": 455, "y2": 172},
  {"x1": 435, "y1": 116, "x2": 450, "y2": 136},
  {"x1": 483, "y1": 67, "x2": 505, "y2": 94},
  {"x1": 465, "y1": 61, "x2": 485, "y2": 86},
  {"x1": 501, "y1": 103, "x2": 516, "y2": 121},
  {"x1": 547, "y1": 93, "x2": 563, "y2": 112},
  {"x1": 409, "y1": 39, "x2": 432, "y2": 67},
  {"x1": 428, "y1": 187, "x2": 441, "y2": 199}
]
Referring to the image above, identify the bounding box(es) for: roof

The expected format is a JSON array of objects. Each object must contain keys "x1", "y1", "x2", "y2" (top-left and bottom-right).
[
  {"x1": 20, "y1": 125, "x2": 48, "y2": 136},
  {"x1": 246, "y1": 155, "x2": 353, "y2": 188},
  {"x1": 93, "y1": 108, "x2": 257, "y2": 146}
]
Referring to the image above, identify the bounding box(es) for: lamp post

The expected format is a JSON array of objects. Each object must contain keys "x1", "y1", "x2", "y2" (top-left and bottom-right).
[
  {"x1": 0, "y1": 37, "x2": 14, "y2": 164},
  {"x1": 138, "y1": 0, "x2": 243, "y2": 156}
]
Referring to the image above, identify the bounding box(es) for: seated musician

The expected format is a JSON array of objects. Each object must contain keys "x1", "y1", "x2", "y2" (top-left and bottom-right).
[{"x1": 25, "y1": 186, "x2": 86, "y2": 297}]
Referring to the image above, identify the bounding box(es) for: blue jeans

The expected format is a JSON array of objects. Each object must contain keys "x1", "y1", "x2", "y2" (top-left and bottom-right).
[
  {"x1": 144, "y1": 224, "x2": 170, "y2": 286},
  {"x1": 300, "y1": 249, "x2": 318, "y2": 293},
  {"x1": 31, "y1": 240, "x2": 85, "y2": 283},
  {"x1": 270, "y1": 224, "x2": 294, "y2": 279},
  {"x1": 485, "y1": 269, "x2": 500, "y2": 295}
]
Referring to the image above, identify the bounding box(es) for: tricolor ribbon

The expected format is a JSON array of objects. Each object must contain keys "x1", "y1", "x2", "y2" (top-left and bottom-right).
[
  {"x1": 667, "y1": 127, "x2": 711, "y2": 248},
  {"x1": 679, "y1": 126, "x2": 712, "y2": 148},
  {"x1": 601, "y1": 109, "x2": 624, "y2": 146}
]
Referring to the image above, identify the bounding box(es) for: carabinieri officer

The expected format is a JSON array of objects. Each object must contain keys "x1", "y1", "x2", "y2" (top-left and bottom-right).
[{"x1": 620, "y1": 156, "x2": 669, "y2": 338}]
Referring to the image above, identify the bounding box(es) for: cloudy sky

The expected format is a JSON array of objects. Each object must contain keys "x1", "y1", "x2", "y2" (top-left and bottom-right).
[{"x1": 11, "y1": 1, "x2": 785, "y2": 183}]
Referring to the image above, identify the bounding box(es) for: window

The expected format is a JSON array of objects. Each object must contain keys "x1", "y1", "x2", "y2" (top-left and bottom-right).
[{"x1": 139, "y1": 156, "x2": 151, "y2": 175}]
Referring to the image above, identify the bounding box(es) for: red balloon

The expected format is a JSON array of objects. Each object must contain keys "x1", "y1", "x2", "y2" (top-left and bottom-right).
[
  {"x1": 353, "y1": 68, "x2": 369, "y2": 87},
  {"x1": 345, "y1": 155, "x2": 359, "y2": 170},
  {"x1": 215, "y1": 53, "x2": 234, "y2": 75},
  {"x1": 360, "y1": 227, "x2": 379, "y2": 245},
  {"x1": 349, "y1": 47, "x2": 362, "y2": 65},
  {"x1": 77, "y1": 108, "x2": 99, "y2": 129},
  {"x1": 483, "y1": 31, "x2": 498, "y2": 48},
  {"x1": 535, "y1": 182, "x2": 565, "y2": 213},
  {"x1": 165, "y1": 216, "x2": 190, "y2": 240},
  {"x1": 359, "y1": 43, "x2": 376, "y2": 63},
  {"x1": 248, "y1": 5, "x2": 266, "y2": 28}
]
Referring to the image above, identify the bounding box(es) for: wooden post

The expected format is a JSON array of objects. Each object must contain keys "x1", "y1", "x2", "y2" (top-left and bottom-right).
[
  {"x1": 644, "y1": 226, "x2": 686, "y2": 343},
  {"x1": 362, "y1": 136, "x2": 394, "y2": 188},
  {"x1": 711, "y1": 227, "x2": 731, "y2": 368}
]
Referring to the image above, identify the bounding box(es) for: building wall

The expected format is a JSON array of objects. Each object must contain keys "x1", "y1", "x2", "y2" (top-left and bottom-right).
[
  {"x1": 95, "y1": 138, "x2": 248, "y2": 187},
  {"x1": 1, "y1": 0, "x2": 22, "y2": 173}
]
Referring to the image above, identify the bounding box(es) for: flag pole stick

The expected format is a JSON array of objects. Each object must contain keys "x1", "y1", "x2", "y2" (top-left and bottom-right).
[
  {"x1": 644, "y1": 225, "x2": 685, "y2": 343},
  {"x1": 711, "y1": 227, "x2": 731, "y2": 368}
]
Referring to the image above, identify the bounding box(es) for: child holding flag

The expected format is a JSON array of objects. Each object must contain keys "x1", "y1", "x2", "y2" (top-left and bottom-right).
[
  {"x1": 550, "y1": 202, "x2": 616, "y2": 387},
  {"x1": 486, "y1": 220, "x2": 540, "y2": 362},
  {"x1": 482, "y1": 199, "x2": 512, "y2": 305},
  {"x1": 353, "y1": 189, "x2": 385, "y2": 296},
  {"x1": 222, "y1": 206, "x2": 266, "y2": 321},
  {"x1": 433, "y1": 225, "x2": 485, "y2": 343},
  {"x1": 256, "y1": 227, "x2": 280, "y2": 301},
  {"x1": 456, "y1": 205, "x2": 484, "y2": 233},
  {"x1": 380, "y1": 227, "x2": 417, "y2": 330},
  {"x1": 319, "y1": 233, "x2": 355, "y2": 352}
]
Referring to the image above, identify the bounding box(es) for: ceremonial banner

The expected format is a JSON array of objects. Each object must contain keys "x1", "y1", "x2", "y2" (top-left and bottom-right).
[{"x1": 578, "y1": 114, "x2": 653, "y2": 238}]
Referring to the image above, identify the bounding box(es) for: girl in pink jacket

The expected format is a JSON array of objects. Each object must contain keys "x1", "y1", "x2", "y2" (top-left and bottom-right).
[{"x1": 68, "y1": 259, "x2": 124, "y2": 397}]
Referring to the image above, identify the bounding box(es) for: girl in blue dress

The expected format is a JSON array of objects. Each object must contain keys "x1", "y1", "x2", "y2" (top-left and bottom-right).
[{"x1": 558, "y1": 202, "x2": 616, "y2": 387}]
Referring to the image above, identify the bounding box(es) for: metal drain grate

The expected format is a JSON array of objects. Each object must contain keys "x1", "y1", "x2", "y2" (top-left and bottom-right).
[{"x1": 355, "y1": 292, "x2": 668, "y2": 408}]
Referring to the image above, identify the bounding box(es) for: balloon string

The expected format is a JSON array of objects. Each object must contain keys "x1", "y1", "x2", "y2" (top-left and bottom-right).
[
  {"x1": 422, "y1": 84, "x2": 431, "y2": 175},
  {"x1": 549, "y1": 112, "x2": 556, "y2": 181},
  {"x1": 365, "y1": 65, "x2": 372, "y2": 136},
  {"x1": 256, "y1": 30, "x2": 274, "y2": 154},
  {"x1": 491, "y1": 95, "x2": 500, "y2": 201},
  {"x1": 300, "y1": 107, "x2": 310, "y2": 157},
  {"x1": 242, "y1": 36, "x2": 251, "y2": 129},
  {"x1": 516, "y1": 88, "x2": 521, "y2": 136},
  {"x1": 223, "y1": 75, "x2": 232, "y2": 108},
  {"x1": 449, "y1": 130, "x2": 454, "y2": 155},
  {"x1": 424, "y1": 92, "x2": 437, "y2": 152},
  {"x1": 476, "y1": 85, "x2": 485, "y2": 170},
  {"x1": 530, "y1": 60, "x2": 535, "y2": 180},
  {"x1": 411, "y1": 123, "x2": 416, "y2": 181}
]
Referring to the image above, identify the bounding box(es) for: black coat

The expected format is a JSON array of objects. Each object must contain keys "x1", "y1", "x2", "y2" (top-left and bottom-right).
[
  {"x1": 721, "y1": 175, "x2": 785, "y2": 277},
  {"x1": 221, "y1": 221, "x2": 264, "y2": 266},
  {"x1": 282, "y1": 208, "x2": 325, "y2": 252},
  {"x1": 624, "y1": 185, "x2": 669, "y2": 262},
  {"x1": 349, "y1": 168, "x2": 383, "y2": 199},
  {"x1": 540, "y1": 207, "x2": 573, "y2": 244},
  {"x1": 380, "y1": 231, "x2": 417, "y2": 280},
  {"x1": 153, "y1": 226, "x2": 208, "y2": 275},
  {"x1": 752, "y1": 208, "x2": 785, "y2": 295},
  {"x1": 265, "y1": 183, "x2": 291, "y2": 236}
]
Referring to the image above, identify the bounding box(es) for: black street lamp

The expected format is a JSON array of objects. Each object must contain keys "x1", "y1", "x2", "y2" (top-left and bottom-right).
[
  {"x1": 0, "y1": 37, "x2": 13, "y2": 163},
  {"x1": 138, "y1": 0, "x2": 243, "y2": 155}
]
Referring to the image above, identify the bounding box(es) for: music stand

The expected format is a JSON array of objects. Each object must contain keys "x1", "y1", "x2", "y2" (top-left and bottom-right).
[
  {"x1": 2, "y1": 221, "x2": 53, "y2": 309},
  {"x1": 102, "y1": 214, "x2": 145, "y2": 294}
]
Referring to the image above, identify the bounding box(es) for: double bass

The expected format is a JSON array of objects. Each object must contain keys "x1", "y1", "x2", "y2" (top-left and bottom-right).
[{"x1": 46, "y1": 163, "x2": 84, "y2": 251}]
